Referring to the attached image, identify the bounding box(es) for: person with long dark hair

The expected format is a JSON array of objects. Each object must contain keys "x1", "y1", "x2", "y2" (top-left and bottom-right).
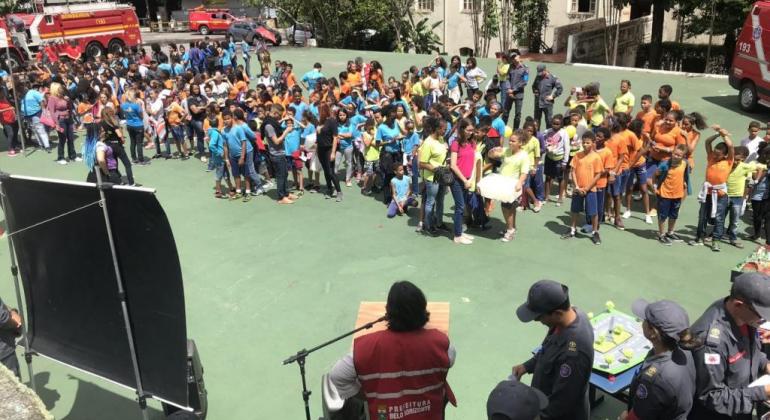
[
  {"x1": 99, "y1": 106, "x2": 136, "y2": 185},
  {"x1": 316, "y1": 103, "x2": 342, "y2": 201},
  {"x1": 0, "y1": 91, "x2": 20, "y2": 156},
  {"x1": 120, "y1": 87, "x2": 147, "y2": 165},
  {"x1": 418, "y1": 116, "x2": 448, "y2": 236}
]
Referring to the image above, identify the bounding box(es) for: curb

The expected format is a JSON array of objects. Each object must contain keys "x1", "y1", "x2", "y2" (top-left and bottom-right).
[{"x1": 567, "y1": 62, "x2": 729, "y2": 79}]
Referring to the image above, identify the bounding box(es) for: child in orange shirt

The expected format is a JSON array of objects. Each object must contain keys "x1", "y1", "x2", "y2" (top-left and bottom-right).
[
  {"x1": 658, "y1": 84, "x2": 680, "y2": 111},
  {"x1": 562, "y1": 131, "x2": 604, "y2": 244},
  {"x1": 166, "y1": 97, "x2": 190, "y2": 160},
  {"x1": 635, "y1": 94, "x2": 656, "y2": 135},
  {"x1": 691, "y1": 126, "x2": 734, "y2": 249},
  {"x1": 653, "y1": 144, "x2": 689, "y2": 245},
  {"x1": 594, "y1": 127, "x2": 615, "y2": 230}
]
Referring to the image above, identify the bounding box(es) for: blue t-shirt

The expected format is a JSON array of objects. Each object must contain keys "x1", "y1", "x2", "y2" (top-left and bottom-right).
[
  {"x1": 158, "y1": 63, "x2": 172, "y2": 75},
  {"x1": 492, "y1": 117, "x2": 506, "y2": 139},
  {"x1": 301, "y1": 123, "x2": 316, "y2": 145},
  {"x1": 221, "y1": 50, "x2": 232, "y2": 67},
  {"x1": 22, "y1": 90, "x2": 44, "y2": 116},
  {"x1": 477, "y1": 106, "x2": 490, "y2": 118},
  {"x1": 283, "y1": 123, "x2": 301, "y2": 154},
  {"x1": 287, "y1": 101, "x2": 308, "y2": 120},
  {"x1": 402, "y1": 131, "x2": 421, "y2": 156},
  {"x1": 121, "y1": 102, "x2": 143, "y2": 128},
  {"x1": 366, "y1": 89, "x2": 380, "y2": 104},
  {"x1": 309, "y1": 104, "x2": 319, "y2": 119},
  {"x1": 446, "y1": 72, "x2": 461, "y2": 90},
  {"x1": 240, "y1": 41, "x2": 250, "y2": 58},
  {"x1": 223, "y1": 124, "x2": 253, "y2": 157},
  {"x1": 173, "y1": 64, "x2": 184, "y2": 76},
  {"x1": 391, "y1": 175, "x2": 411, "y2": 201},
  {"x1": 338, "y1": 121, "x2": 356, "y2": 150},
  {"x1": 376, "y1": 122, "x2": 402, "y2": 154},
  {"x1": 350, "y1": 114, "x2": 367, "y2": 130},
  {"x1": 392, "y1": 99, "x2": 411, "y2": 116},
  {"x1": 340, "y1": 95, "x2": 363, "y2": 113},
  {"x1": 208, "y1": 128, "x2": 225, "y2": 164},
  {"x1": 436, "y1": 67, "x2": 446, "y2": 79},
  {"x1": 301, "y1": 70, "x2": 324, "y2": 90}
]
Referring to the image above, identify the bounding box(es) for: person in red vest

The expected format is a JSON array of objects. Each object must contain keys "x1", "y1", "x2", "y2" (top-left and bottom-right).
[{"x1": 330, "y1": 281, "x2": 456, "y2": 419}]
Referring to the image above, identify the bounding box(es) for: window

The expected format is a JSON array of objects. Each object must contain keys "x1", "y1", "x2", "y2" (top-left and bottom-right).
[
  {"x1": 463, "y1": 0, "x2": 481, "y2": 11},
  {"x1": 417, "y1": 0, "x2": 434, "y2": 11},
  {"x1": 570, "y1": 0, "x2": 596, "y2": 14}
]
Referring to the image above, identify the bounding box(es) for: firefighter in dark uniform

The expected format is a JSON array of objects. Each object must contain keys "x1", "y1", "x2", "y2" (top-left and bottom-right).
[
  {"x1": 531, "y1": 64, "x2": 563, "y2": 131},
  {"x1": 487, "y1": 378, "x2": 548, "y2": 420},
  {"x1": 689, "y1": 272, "x2": 770, "y2": 420},
  {"x1": 504, "y1": 52, "x2": 528, "y2": 130},
  {"x1": 512, "y1": 279, "x2": 594, "y2": 420},
  {"x1": 620, "y1": 299, "x2": 698, "y2": 420}
]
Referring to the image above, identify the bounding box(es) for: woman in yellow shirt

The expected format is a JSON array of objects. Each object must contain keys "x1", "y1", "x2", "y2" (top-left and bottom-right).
[{"x1": 418, "y1": 116, "x2": 448, "y2": 235}]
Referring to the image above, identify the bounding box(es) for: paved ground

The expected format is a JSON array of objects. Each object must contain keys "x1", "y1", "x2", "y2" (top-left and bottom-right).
[{"x1": 0, "y1": 47, "x2": 767, "y2": 419}]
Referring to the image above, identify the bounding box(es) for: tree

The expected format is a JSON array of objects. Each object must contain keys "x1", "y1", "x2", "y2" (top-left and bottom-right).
[
  {"x1": 403, "y1": 17, "x2": 443, "y2": 54},
  {"x1": 470, "y1": 0, "x2": 500, "y2": 57},
  {"x1": 648, "y1": 0, "x2": 671, "y2": 69},
  {"x1": 498, "y1": 0, "x2": 516, "y2": 53},
  {"x1": 511, "y1": 0, "x2": 548, "y2": 52},
  {"x1": 676, "y1": 0, "x2": 753, "y2": 70}
]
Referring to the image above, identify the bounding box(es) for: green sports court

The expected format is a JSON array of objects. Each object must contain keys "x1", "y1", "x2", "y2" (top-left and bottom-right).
[{"x1": 0, "y1": 47, "x2": 762, "y2": 419}]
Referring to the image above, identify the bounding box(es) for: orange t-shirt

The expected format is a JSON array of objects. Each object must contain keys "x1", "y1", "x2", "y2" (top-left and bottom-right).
[
  {"x1": 671, "y1": 100, "x2": 681, "y2": 111},
  {"x1": 605, "y1": 133, "x2": 629, "y2": 172},
  {"x1": 683, "y1": 129, "x2": 699, "y2": 169},
  {"x1": 626, "y1": 133, "x2": 646, "y2": 168},
  {"x1": 77, "y1": 102, "x2": 94, "y2": 124},
  {"x1": 636, "y1": 110, "x2": 657, "y2": 135},
  {"x1": 618, "y1": 130, "x2": 640, "y2": 170},
  {"x1": 286, "y1": 72, "x2": 297, "y2": 88},
  {"x1": 571, "y1": 150, "x2": 604, "y2": 191},
  {"x1": 203, "y1": 114, "x2": 224, "y2": 131},
  {"x1": 659, "y1": 161, "x2": 686, "y2": 199},
  {"x1": 705, "y1": 157, "x2": 734, "y2": 186},
  {"x1": 595, "y1": 147, "x2": 615, "y2": 189},
  {"x1": 340, "y1": 82, "x2": 351, "y2": 97},
  {"x1": 650, "y1": 125, "x2": 685, "y2": 162},
  {"x1": 347, "y1": 71, "x2": 362, "y2": 87},
  {"x1": 167, "y1": 103, "x2": 184, "y2": 126}
]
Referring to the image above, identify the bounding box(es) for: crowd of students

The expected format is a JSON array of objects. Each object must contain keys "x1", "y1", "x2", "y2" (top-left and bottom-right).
[{"x1": 3, "y1": 43, "x2": 770, "y2": 248}]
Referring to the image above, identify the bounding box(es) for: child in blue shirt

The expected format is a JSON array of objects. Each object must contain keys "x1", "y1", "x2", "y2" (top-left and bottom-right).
[
  {"x1": 207, "y1": 121, "x2": 233, "y2": 198},
  {"x1": 387, "y1": 163, "x2": 417, "y2": 218},
  {"x1": 401, "y1": 120, "x2": 421, "y2": 194},
  {"x1": 283, "y1": 107, "x2": 304, "y2": 194}
]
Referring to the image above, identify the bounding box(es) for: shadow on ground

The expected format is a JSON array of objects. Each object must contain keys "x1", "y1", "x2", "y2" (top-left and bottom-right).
[
  {"x1": 35, "y1": 372, "x2": 165, "y2": 420},
  {"x1": 702, "y1": 95, "x2": 768, "y2": 120}
]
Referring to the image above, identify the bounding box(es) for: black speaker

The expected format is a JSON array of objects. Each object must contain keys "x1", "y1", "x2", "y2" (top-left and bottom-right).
[{"x1": 163, "y1": 339, "x2": 208, "y2": 419}]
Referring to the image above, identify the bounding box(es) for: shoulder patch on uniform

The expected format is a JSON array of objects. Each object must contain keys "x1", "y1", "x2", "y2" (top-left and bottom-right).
[
  {"x1": 706, "y1": 326, "x2": 722, "y2": 347},
  {"x1": 644, "y1": 366, "x2": 657, "y2": 377},
  {"x1": 636, "y1": 383, "x2": 648, "y2": 399},
  {"x1": 568, "y1": 341, "x2": 577, "y2": 352},
  {"x1": 559, "y1": 363, "x2": 572, "y2": 378},
  {"x1": 705, "y1": 353, "x2": 721, "y2": 365},
  {"x1": 708, "y1": 328, "x2": 720, "y2": 339}
]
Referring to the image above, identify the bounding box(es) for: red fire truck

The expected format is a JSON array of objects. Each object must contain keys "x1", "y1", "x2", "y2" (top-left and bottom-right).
[
  {"x1": 0, "y1": 1, "x2": 142, "y2": 68},
  {"x1": 729, "y1": 1, "x2": 770, "y2": 111},
  {"x1": 188, "y1": 6, "x2": 235, "y2": 35}
]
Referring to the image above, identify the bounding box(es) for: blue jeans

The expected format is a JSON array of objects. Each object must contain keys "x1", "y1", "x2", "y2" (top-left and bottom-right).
[
  {"x1": 696, "y1": 194, "x2": 729, "y2": 240},
  {"x1": 530, "y1": 164, "x2": 545, "y2": 202},
  {"x1": 126, "y1": 125, "x2": 144, "y2": 162},
  {"x1": 190, "y1": 120, "x2": 205, "y2": 155},
  {"x1": 56, "y1": 117, "x2": 76, "y2": 160},
  {"x1": 26, "y1": 113, "x2": 50, "y2": 148},
  {"x1": 727, "y1": 197, "x2": 745, "y2": 242},
  {"x1": 270, "y1": 154, "x2": 289, "y2": 199},
  {"x1": 449, "y1": 178, "x2": 466, "y2": 237},
  {"x1": 422, "y1": 181, "x2": 446, "y2": 230}
]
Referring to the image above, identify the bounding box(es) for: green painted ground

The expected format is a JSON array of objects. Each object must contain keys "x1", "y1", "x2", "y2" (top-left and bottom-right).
[{"x1": 0, "y1": 48, "x2": 764, "y2": 420}]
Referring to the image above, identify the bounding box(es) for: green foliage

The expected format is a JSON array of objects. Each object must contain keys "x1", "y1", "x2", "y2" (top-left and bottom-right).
[
  {"x1": 676, "y1": 0, "x2": 752, "y2": 38},
  {"x1": 0, "y1": 0, "x2": 30, "y2": 14},
  {"x1": 403, "y1": 17, "x2": 443, "y2": 54},
  {"x1": 511, "y1": 0, "x2": 548, "y2": 51}
]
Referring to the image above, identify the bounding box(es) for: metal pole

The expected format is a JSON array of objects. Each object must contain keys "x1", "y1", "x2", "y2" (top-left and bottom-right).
[
  {"x1": 705, "y1": 0, "x2": 716, "y2": 73},
  {"x1": 93, "y1": 169, "x2": 150, "y2": 420},
  {"x1": 0, "y1": 175, "x2": 35, "y2": 392},
  {"x1": 612, "y1": 7, "x2": 621, "y2": 66}
]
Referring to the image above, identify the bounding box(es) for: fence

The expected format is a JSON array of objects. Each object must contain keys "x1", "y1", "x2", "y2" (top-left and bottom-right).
[{"x1": 635, "y1": 42, "x2": 728, "y2": 74}]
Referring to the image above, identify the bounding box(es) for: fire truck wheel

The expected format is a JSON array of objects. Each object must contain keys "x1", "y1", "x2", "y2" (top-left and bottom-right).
[
  {"x1": 199, "y1": 26, "x2": 210, "y2": 36},
  {"x1": 740, "y1": 81, "x2": 758, "y2": 112},
  {"x1": 108, "y1": 39, "x2": 125, "y2": 55},
  {"x1": 85, "y1": 42, "x2": 105, "y2": 59}
]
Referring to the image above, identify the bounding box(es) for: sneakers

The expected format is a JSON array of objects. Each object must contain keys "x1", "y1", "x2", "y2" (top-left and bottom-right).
[
  {"x1": 7, "y1": 150, "x2": 17, "y2": 157},
  {"x1": 462, "y1": 232, "x2": 475, "y2": 241},
  {"x1": 591, "y1": 232, "x2": 601, "y2": 245},
  {"x1": 262, "y1": 180, "x2": 275, "y2": 190},
  {"x1": 633, "y1": 192, "x2": 642, "y2": 201},
  {"x1": 500, "y1": 229, "x2": 516, "y2": 242},
  {"x1": 730, "y1": 240, "x2": 744, "y2": 249},
  {"x1": 555, "y1": 200, "x2": 563, "y2": 207},
  {"x1": 665, "y1": 232, "x2": 683, "y2": 242},
  {"x1": 229, "y1": 193, "x2": 242, "y2": 201},
  {"x1": 688, "y1": 238, "x2": 704, "y2": 246},
  {"x1": 454, "y1": 236, "x2": 473, "y2": 245},
  {"x1": 336, "y1": 192, "x2": 344, "y2": 202},
  {"x1": 712, "y1": 242, "x2": 721, "y2": 252},
  {"x1": 649, "y1": 208, "x2": 658, "y2": 217},
  {"x1": 622, "y1": 210, "x2": 631, "y2": 219},
  {"x1": 532, "y1": 202, "x2": 542, "y2": 213},
  {"x1": 658, "y1": 234, "x2": 673, "y2": 246},
  {"x1": 614, "y1": 219, "x2": 625, "y2": 231},
  {"x1": 242, "y1": 194, "x2": 251, "y2": 202},
  {"x1": 561, "y1": 229, "x2": 576, "y2": 240},
  {"x1": 645, "y1": 214, "x2": 653, "y2": 224},
  {"x1": 200, "y1": 156, "x2": 208, "y2": 163},
  {"x1": 56, "y1": 159, "x2": 68, "y2": 165},
  {"x1": 74, "y1": 156, "x2": 83, "y2": 162}
]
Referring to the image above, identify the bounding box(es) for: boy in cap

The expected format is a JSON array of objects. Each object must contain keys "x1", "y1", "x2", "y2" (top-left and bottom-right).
[
  {"x1": 690, "y1": 272, "x2": 770, "y2": 419},
  {"x1": 512, "y1": 280, "x2": 594, "y2": 420},
  {"x1": 487, "y1": 379, "x2": 547, "y2": 420},
  {"x1": 620, "y1": 299, "x2": 696, "y2": 420}
]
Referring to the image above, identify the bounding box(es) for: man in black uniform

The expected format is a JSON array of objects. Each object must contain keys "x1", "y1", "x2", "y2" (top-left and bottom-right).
[
  {"x1": 504, "y1": 53, "x2": 528, "y2": 130},
  {"x1": 512, "y1": 279, "x2": 594, "y2": 420},
  {"x1": 531, "y1": 64, "x2": 562, "y2": 131},
  {"x1": 690, "y1": 272, "x2": 770, "y2": 420}
]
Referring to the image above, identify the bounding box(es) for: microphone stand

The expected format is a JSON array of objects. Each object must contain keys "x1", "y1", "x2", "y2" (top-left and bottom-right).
[{"x1": 283, "y1": 315, "x2": 387, "y2": 420}]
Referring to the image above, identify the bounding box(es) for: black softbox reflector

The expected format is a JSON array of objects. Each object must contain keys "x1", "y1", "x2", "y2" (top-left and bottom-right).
[{"x1": 2, "y1": 175, "x2": 190, "y2": 409}]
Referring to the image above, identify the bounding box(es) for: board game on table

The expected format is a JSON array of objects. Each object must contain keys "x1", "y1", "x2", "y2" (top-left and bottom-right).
[{"x1": 589, "y1": 305, "x2": 651, "y2": 375}]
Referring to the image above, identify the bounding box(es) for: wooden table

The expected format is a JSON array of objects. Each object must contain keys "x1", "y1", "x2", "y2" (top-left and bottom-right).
[{"x1": 352, "y1": 301, "x2": 450, "y2": 341}]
